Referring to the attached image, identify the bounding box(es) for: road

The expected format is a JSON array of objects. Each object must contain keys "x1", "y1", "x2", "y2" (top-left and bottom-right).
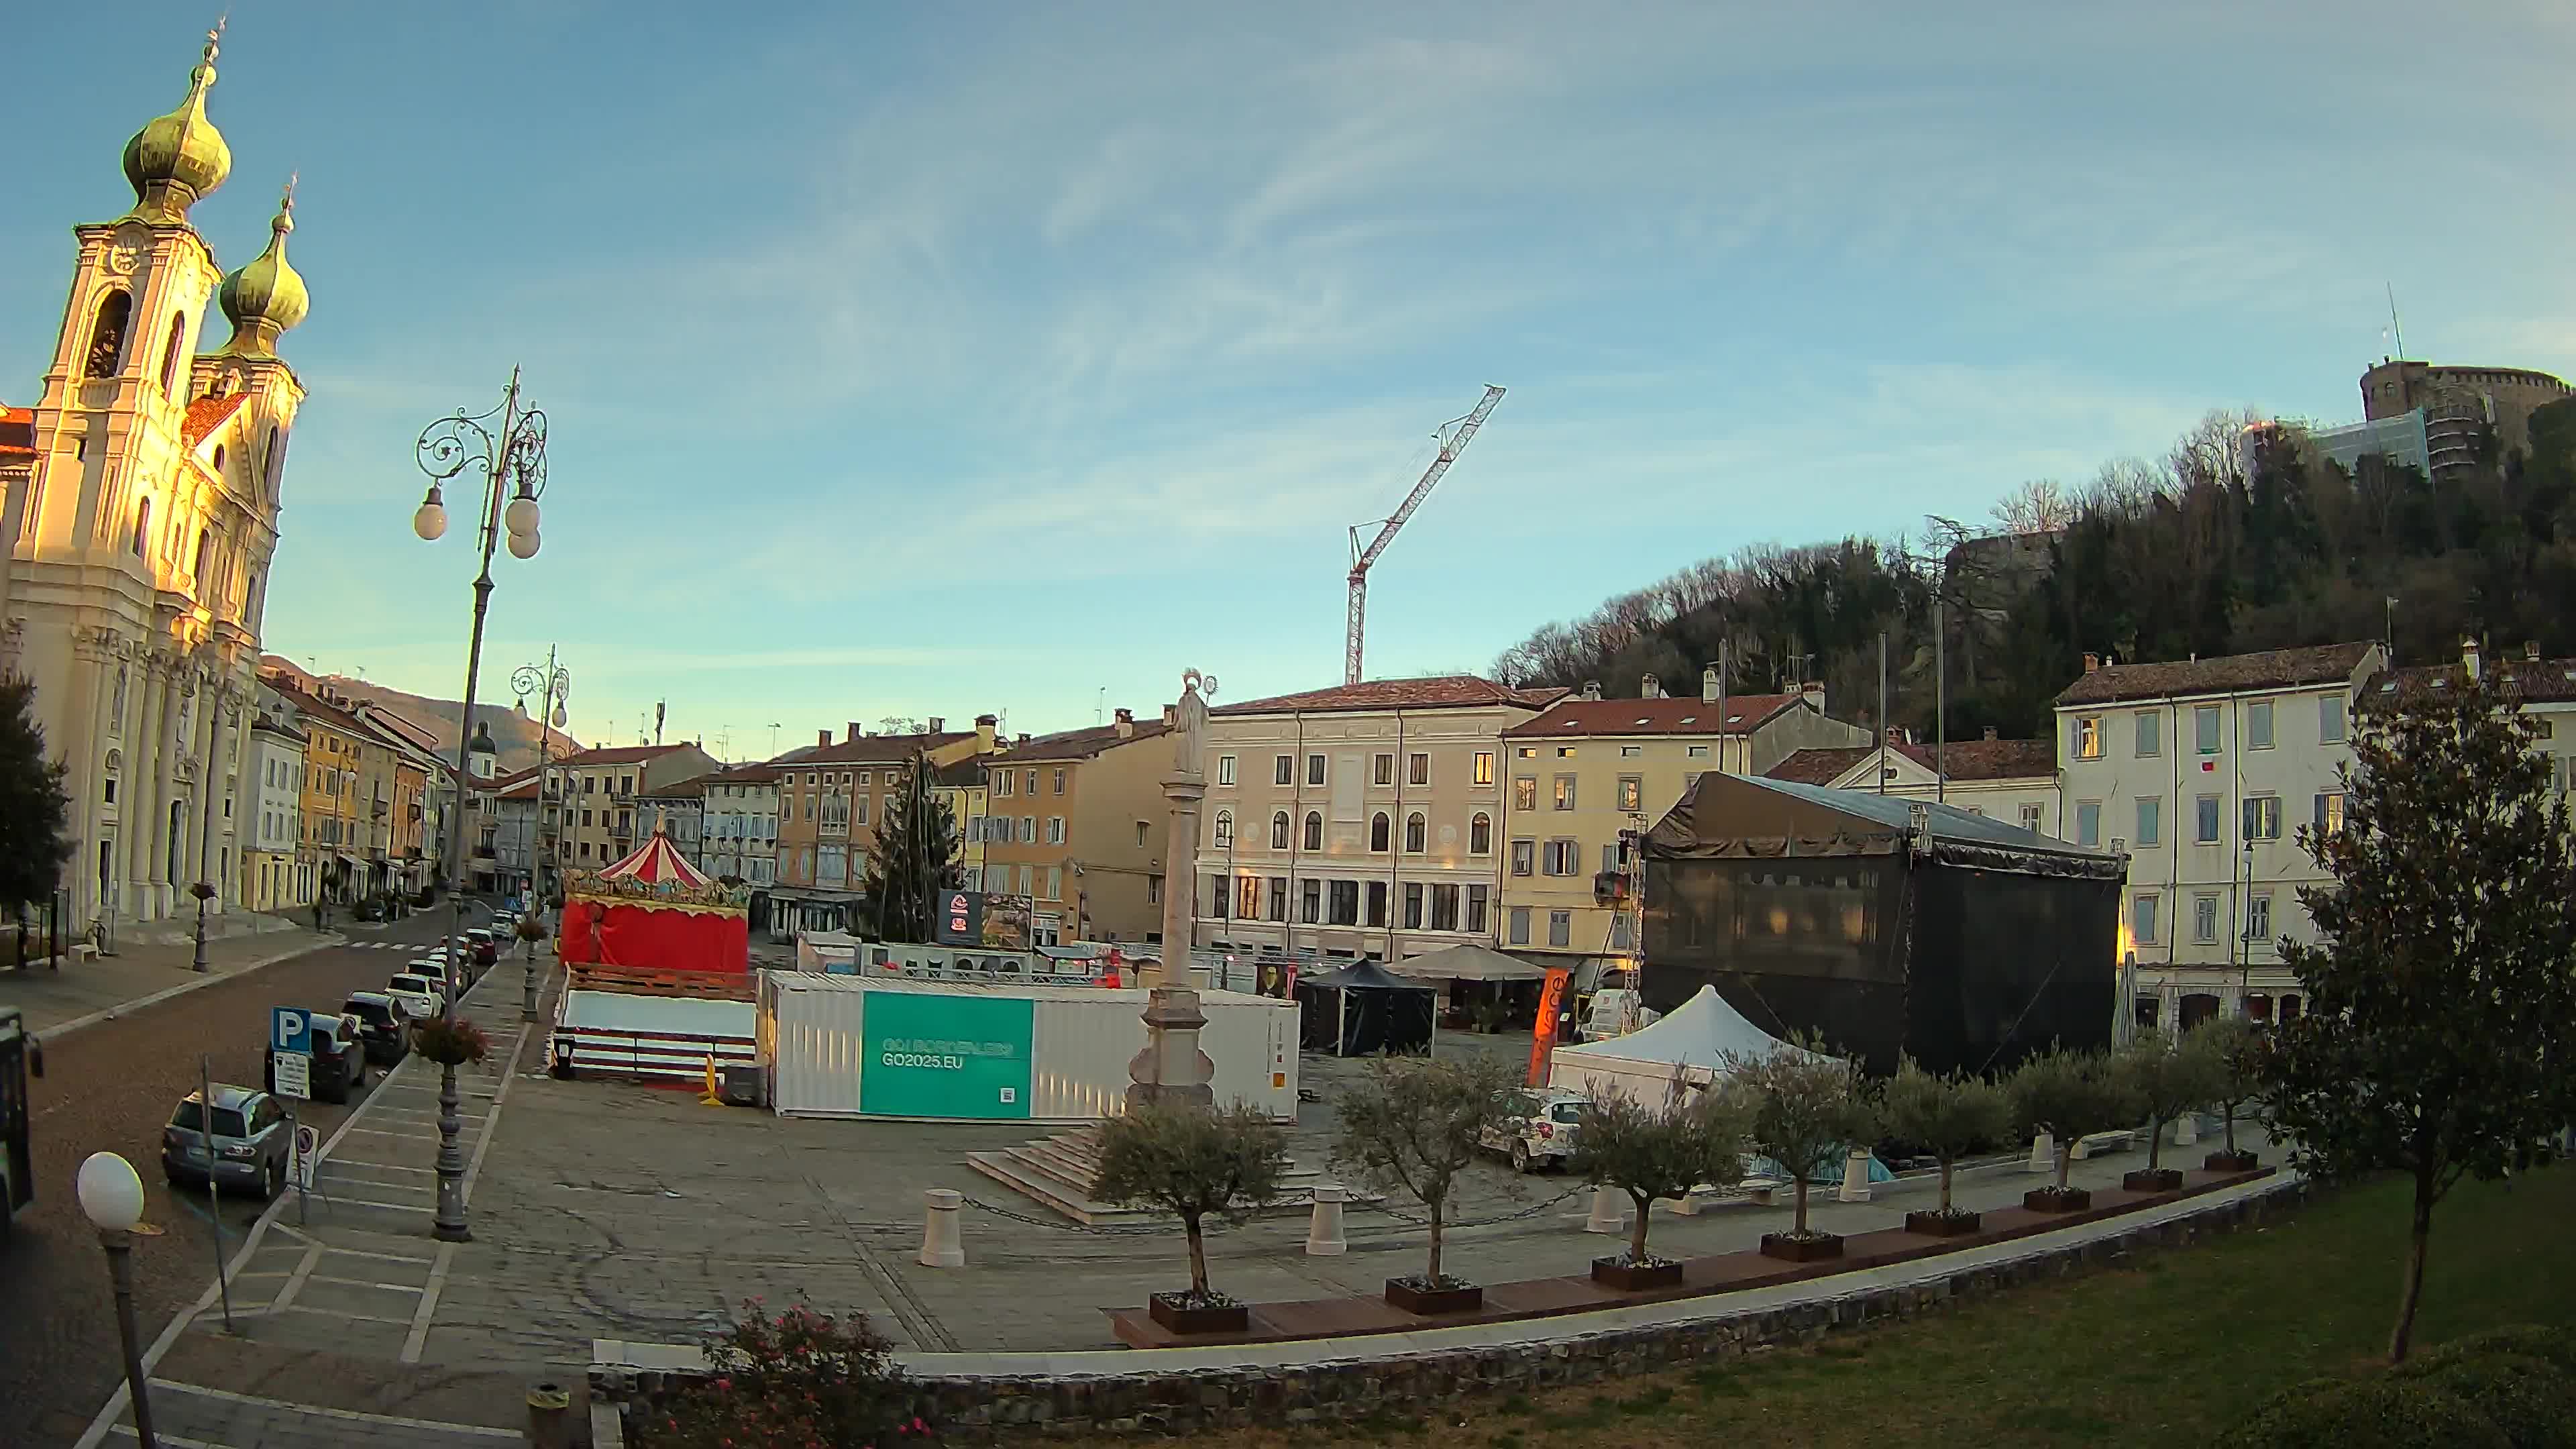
[{"x1": 1, "y1": 907, "x2": 498, "y2": 1448}]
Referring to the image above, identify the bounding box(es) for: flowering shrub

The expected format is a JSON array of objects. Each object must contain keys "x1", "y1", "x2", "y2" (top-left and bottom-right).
[
  {"x1": 643, "y1": 1300, "x2": 926, "y2": 1448},
  {"x1": 410, "y1": 1016, "x2": 490, "y2": 1066}
]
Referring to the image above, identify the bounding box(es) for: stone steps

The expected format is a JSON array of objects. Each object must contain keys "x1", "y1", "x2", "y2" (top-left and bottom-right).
[{"x1": 964, "y1": 1124, "x2": 1373, "y2": 1226}]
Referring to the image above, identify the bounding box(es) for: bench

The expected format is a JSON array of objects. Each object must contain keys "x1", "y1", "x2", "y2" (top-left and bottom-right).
[{"x1": 1738, "y1": 1176, "x2": 1787, "y2": 1208}]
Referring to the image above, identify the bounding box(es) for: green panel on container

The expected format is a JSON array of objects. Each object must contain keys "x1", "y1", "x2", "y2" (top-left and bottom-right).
[{"x1": 860, "y1": 991, "x2": 1035, "y2": 1119}]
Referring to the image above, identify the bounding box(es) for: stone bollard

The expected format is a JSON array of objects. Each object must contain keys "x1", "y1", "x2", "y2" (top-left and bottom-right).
[
  {"x1": 1305, "y1": 1185, "x2": 1348, "y2": 1256},
  {"x1": 2174, "y1": 1112, "x2": 2199, "y2": 1146},
  {"x1": 2027, "y1": 1130, "x2": 2055, "y2": 1174},
  {"x1": 525, "y1": 1381, "x2": 574, "y2": 1449},
  {"x1": 918, "y1": 1188, "x2": 966, "y2": 1268},
  {"x1": 1585, "y1": 1185, "x2": 1625, "y2": 1234},
  {"x1": 1837, "y1": 1147, "x2": 1872, "y2": 1203}
]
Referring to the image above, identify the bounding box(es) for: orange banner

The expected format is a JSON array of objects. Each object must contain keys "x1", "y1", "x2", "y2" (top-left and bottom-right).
[{"x1": 1527, "y1": 966, "x2": 1574, "y2": 1087}]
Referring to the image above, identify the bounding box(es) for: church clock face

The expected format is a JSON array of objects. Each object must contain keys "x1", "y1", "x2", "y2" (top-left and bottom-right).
[{"x1": 105, "y1": 226, "x2": 150, "y2": 278}]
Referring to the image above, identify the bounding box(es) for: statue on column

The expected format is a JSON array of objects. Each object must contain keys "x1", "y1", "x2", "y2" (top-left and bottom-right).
[{"x1": 1128, "y1": 667, "x2": 1218, "y2": 1114}]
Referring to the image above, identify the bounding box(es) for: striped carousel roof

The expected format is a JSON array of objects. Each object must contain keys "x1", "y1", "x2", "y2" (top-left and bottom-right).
[{"x1": 596, "y1": 816, "x2": 712, "y2": 889}]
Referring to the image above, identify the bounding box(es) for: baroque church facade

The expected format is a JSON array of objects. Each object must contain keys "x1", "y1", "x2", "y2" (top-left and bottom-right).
[{"x1": 0, "y1": 29, "x2": 309, "y2": 931}]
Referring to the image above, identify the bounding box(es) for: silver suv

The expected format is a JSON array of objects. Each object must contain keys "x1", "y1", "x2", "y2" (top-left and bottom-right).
[{"x1": 161, "y1": 1085, "x2": 291, "y2": 1197}]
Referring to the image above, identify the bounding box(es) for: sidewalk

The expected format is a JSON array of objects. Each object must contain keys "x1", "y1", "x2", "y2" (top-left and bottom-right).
[{"x1": 0, "y1": 918, "x2": 342, "y2": 1037}]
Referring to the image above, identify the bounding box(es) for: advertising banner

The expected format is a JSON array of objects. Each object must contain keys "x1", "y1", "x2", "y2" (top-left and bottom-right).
[
  {"x1": 934, "y1": 890, "x2": 984, "y2": 946},
  {"x1": 1526, "y1": 966, "x2": 1574, "y2": 1087},
  {"x1": 978, "y1": 895, "x2": 1033, "y2": 951},
  {"x1": 860, "y1": 991, "x2": 1034, "y2": 1119}
]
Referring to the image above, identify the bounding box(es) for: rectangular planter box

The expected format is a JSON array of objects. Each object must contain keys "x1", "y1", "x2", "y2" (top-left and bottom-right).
[
  {"x1": 1384, "y1": 1279, "x2": 1483, "y2": 1316},
  {"x1": 2123, "y1": 1168, "x2": 2185, "y2": 1193},
  {"x1": 1591, "y1": 1256, "x2": 1685, "y2": 1291},
  {"x1": 2204, "y1": 1150, "x2": 2259, "y2": 1173},
  {"x1": 2023, "y1": 1187, "x2": 2093, "y2": 1213},
  {"x1": 1758, "y1": 1232, "x2": 1844, "y2": 1263},
  {"x1": 1147, "y1": 1293, "x2": 1249, "y2": 1336},
  {"x1": 1904, "y1": 1209, "x2": 1982, "y2": 1237}
]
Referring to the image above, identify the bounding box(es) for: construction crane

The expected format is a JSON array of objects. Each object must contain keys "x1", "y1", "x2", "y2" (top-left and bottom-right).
[{"x1": 1344, "y1": 384, "x2": 1506, "y2": 685}]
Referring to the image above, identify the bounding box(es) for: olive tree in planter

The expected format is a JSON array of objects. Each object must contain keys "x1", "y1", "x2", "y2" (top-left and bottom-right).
[
  {"x1": 1569, "y1": 1069, "x2": 1753, "y2": 1289},
  {"x1": 1725, "y1": 1036, "x2": 1874, "y2": 1263},
  {"x1": 2198, "y1": 1016, "x2": 2266, "y2": 1173},
  {"x1": 1093, "y1": 1102, "x2": 1288, "y2": 1335},
  {"x1": 2118, "y1": 1030, "x2": 2219, "y2": 1193},
  {"x1": 1331, "y1": 1053, "x2": 1527, "y2": 1314},
  {"x1": 1880, "y1": 1057, "x2": 2012, "y2": 1236},
  {"x1": 2008, "y1": 1045, "x2": 2140, "y2": 1212}
]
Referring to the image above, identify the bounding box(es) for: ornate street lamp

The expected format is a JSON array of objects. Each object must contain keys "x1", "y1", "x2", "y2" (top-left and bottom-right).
[{"x1": 413, "y1": 368, "x2": 548, "y2": 1242}]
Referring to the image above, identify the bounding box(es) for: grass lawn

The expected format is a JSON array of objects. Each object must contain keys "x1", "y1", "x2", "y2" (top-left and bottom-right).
[{"x1": 1078, "y1": 1166, "x2": 2575, "y2": 1449}]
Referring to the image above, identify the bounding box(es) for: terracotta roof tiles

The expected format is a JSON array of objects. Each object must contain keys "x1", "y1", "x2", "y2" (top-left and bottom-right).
[
  {"x1": 1214, "y1": 676, "x2": 1564, "y2": 716},
  {"x1": 996, "y1": 719, "x2": 1170, "y2": 763},
  {"x1": 2374, "y1": 655, "x2": 2576, "y2": 706},
  {"x1": 180, "y1": 392, "x2": 247, "y2": 450},
  {"x1": 561, "y1": 743, "x2": 697, "y2": 767},
  {"x1": 2053, "y1": 643, "x2": 2378, "y2": 707},
  {"x1": 782, "y1": 731, "x2": 973, "y2": 766},
  {"x1": 1765, "y1": 736, "x2": 2057, "y2": 785}
]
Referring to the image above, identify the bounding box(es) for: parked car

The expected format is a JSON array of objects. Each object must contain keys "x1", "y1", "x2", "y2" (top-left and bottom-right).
[
  {"x1": 384, "y1": 974, "x2": 443, "y2": 1021},
  {"x1": 1481, "y1": 1087, "x2": 1589, "y2": 1173},
  {"x1": 352, "y1": 898, "x2": 385, "y2": 922},
  {"x1": 264, "y1": 1011, "x2": 368, "y2": 1104},
  {"x1": 163, "y1": 1085, "x2": 291, "y2": 1196},
  {"x1": 343, "y1": 992, "x2": 411, "y2": 1065}
]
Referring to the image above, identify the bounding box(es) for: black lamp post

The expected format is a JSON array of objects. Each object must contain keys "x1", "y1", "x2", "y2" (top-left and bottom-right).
[{"x1": 411, "y1": 369, "x2": 548, "y2": 1243}]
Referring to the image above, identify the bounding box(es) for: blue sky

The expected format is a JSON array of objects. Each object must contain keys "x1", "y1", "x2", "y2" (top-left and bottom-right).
[{"x1": 7, "y1": 2, "x2": 2571, "y2": 755}]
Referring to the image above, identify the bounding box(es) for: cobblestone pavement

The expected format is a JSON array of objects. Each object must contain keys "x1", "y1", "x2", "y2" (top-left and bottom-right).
[{"x1": 1, "y1": 905, "x2": 501, "y2": 1449}]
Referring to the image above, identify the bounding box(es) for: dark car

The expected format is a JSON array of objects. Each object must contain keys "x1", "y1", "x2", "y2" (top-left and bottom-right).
[
  {"x1": 343, "y1": 992, "x2": 411, "y2": 1065},
  {"x1": 162, "y1": 1085, "x2": 291, "y2": 1197},
  {"x1": 264, "y1": 1010, "x2": 368, "y2": 1104}
]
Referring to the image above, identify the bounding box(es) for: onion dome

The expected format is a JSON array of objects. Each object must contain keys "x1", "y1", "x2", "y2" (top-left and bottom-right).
[
  {"x1": 215, "y1": 183, "x2": 309, "y2": 358},
  {"x1": 123, "y1": 26, "x2": 232, "y2": 223}
]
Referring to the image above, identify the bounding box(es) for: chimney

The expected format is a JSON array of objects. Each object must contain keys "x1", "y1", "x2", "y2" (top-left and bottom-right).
[
  {"x1": 1983, "y1": 726, "x2": 1999, "y2": 741},
  {"x1": 975, "y1": 713, "x2": 998, "y2": 752},
  {"x1": 1581, "y1": 680, "x2": 1603, "y2": 702},
  {"x1": 1701, "y1": 666, "x2": 1720, "y2": 704},
  {"x1": 1162, "y1": 703, "x2": 1177, "y2": 727},
  {"x1": 2082, "y1": 652, "x2": 2100, "y2": 673},
  {"x1": 928, "y1": 716, "x2": 946, "y2": 733},
  {"x1": 1114, "y1": 707, "x2": 1134, "y2": 739},
  {"x1": 1016, "y1": 733, "x2": 1030, "y2": 746},
  {"x1": 1640, "y1": 673, "x2": 1662, "y2": 699},
  {"x1": 848, "y1": 721, "x2": 865, "y2": 743},
  {"x1": 2461, "y1": 636, "x2": 2480, "y2": 680},
  {"x1": 2525, "y1": 641, "x2": 2541, "y2": 663},
  {"x1": 817, "y1": 728, "x2": 832, "y2": 748}
]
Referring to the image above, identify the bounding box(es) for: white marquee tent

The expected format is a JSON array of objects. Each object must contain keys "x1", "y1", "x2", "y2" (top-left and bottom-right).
[{"x1": 1548, "y1": 985, "x2": 1820, "y2": 1105}]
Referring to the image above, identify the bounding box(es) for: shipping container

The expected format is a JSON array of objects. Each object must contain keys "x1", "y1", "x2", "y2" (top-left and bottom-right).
[
  {"x1": 555, "y1": 989, "x2": 759, "y2": 1085},
  {"x1": 760, "y1": 971, "x2": 1297, "y2": 1122}
]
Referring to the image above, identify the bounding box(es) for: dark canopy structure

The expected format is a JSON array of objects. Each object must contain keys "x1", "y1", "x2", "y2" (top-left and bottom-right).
[
  {"x1": 1642, "y1": 773, "x2": 2125, "y2": 1076},
  {"x1": 1295, "y1": 959, "x2": 1437, "y2": 1057}
]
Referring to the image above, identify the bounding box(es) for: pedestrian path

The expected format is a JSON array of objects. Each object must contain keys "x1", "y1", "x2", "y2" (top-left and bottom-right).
[
  {"x1": 0, "y1": 923, "x2": 339, "y2": 1037},
  {"x1": 76, "y1": 956, "x2": 545, "y2": 1449}
]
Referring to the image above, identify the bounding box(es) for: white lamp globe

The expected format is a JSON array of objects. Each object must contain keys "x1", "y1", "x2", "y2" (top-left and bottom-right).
[
  {"x1": 504, "y1": 494, "x2": 540, "y2": 538},
  {"x1": 413, "y1": 496, "x2": 449, "y2": 542},
  {"x1": 76, "y1": 1151, "x2": 146, "y2": 1232},
  {"x1": 506, "y1": 529, "x2": 540, "y2": 560}
]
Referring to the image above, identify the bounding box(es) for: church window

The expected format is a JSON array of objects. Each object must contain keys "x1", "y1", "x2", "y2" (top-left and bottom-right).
[
  {"x1": 194, "y1": 528, "x2": 211, "y2": 579},
  {"x1": 85, "y1": 290, "x2": 132, "y2": 380},
  {"x1": 211, "y1": 445, "x2": 225, "y2": 476},
  {"x1": 158, "y1": 313, "x2": 186, "y2": 394},
  {"x1": 131, "y1": 497, "x2": 152, "y2": 556},
  {"x1": 264, "y1": 426, "x2": 286, "y2": 496}
]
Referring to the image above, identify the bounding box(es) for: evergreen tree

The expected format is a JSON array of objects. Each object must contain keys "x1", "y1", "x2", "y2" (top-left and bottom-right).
[
  {"x1": 0, "y1": 675, "x2": 74, "y2": 941},
  {"x1": 858, "y1": 754, "x2": 961, "y2": 942},
  {"x1": 2265, "y1": 665, "x2": 2576, "y2": 1364}
]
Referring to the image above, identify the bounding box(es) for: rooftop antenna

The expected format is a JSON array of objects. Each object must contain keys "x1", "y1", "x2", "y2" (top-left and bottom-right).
[
  {"x1": 654, "y1": 699, "x2": 666, "y2": 746},
  {"x1": 1096, "y1": 687, "x2": 1106, "y2": 726},
  {"x1": 2386, "y1": 283, "x2": 2405, "y2": 360}
]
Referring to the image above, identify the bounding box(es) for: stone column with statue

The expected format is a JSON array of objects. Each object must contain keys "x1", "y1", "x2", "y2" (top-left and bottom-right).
[{"x1": 1126, "y1": 669, "x2": 1218, "y2": 1113}]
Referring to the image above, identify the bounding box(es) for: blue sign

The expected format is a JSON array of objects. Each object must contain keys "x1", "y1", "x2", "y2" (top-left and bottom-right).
[{"x1": 272, "y1": 1006, "x2": 312, "y2": 1055}]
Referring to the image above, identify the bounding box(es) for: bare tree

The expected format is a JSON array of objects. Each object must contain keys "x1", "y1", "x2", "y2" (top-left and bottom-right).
[{"x1": 1990, "y1": 478, "x2": 2075, "y2": 536}]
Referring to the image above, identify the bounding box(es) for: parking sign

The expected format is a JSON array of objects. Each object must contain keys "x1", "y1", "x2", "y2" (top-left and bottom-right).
[
  {"x1": 292, "y1": 1124, "x2": 319, "y2": 1188},
  {"x1": 271, "y1": 1050, "x2": 313, "y2": 1101},
  {"x1": 272, "y1": 1007, "x2": 311, "y2": 1055}
]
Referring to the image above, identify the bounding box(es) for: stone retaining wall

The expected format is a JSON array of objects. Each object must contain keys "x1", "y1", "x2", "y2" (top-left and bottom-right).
[{"x1": 592, "y1": 1177, "x2": 2311, "y2": 1440}]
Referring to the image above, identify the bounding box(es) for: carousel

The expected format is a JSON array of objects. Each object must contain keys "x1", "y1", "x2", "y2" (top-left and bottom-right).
[{"x1": 557, "y1": 816, "x2": 751, "y2": 973}]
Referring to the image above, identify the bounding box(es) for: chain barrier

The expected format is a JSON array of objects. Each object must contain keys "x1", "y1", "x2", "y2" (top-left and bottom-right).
[{"x1": 1358, "y1": 1183, "x2": 1587, "y2": 1229}]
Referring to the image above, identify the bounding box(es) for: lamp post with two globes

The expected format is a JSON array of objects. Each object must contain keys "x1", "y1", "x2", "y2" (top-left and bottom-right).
[
  {"x1": 78, "y1": 1151, "x2": 160, "y2": 1448},
  {"x1": 412, "y1": 368, "x2": 548, "y2": 1243}
]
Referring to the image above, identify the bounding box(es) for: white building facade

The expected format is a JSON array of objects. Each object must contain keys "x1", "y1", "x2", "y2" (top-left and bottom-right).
[
  {"x1": 0, "y1": 34, "x2": 307, "y2": 932},
  {"x1": 1768, "y1": 729, "x2": 2061, "y2": 838},
  {"x1": 702, "y1": 766, "x2": 780, "y2": 888},
  {"x1": 242, "y1": 684, "x2": 307, "y2": 912},
  {"x1": 2053, "y1": 642, "x2": 2384, "y2": 1033}
]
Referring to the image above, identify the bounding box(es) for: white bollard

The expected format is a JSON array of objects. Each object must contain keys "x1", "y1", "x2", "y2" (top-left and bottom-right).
[
  {"x1": 918, "y1": 1188, "x2": 965, "y2": 1268},
  {"x1": 1836, "y1": 1147, "x2": 1872, "y2": 1203},
  {"x1": 1305, "y1": 1185, "x2": 1348, "y2": 1256},
  {"x1": 2174, "y1": 1112, "x2": 2199, "y2": 1147},
  {"x1": 1585, "y1": 1185, "x2": 1625, "y2": 1234},
  {"x1": 2027, "y1": 1130, "x2": 2055, "y2": 1174}
]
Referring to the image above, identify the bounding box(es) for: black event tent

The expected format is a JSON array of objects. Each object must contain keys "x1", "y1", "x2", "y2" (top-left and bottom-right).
[{"x1": 1295, "y1": 959, "x2": 1436, "y2": 1057}]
